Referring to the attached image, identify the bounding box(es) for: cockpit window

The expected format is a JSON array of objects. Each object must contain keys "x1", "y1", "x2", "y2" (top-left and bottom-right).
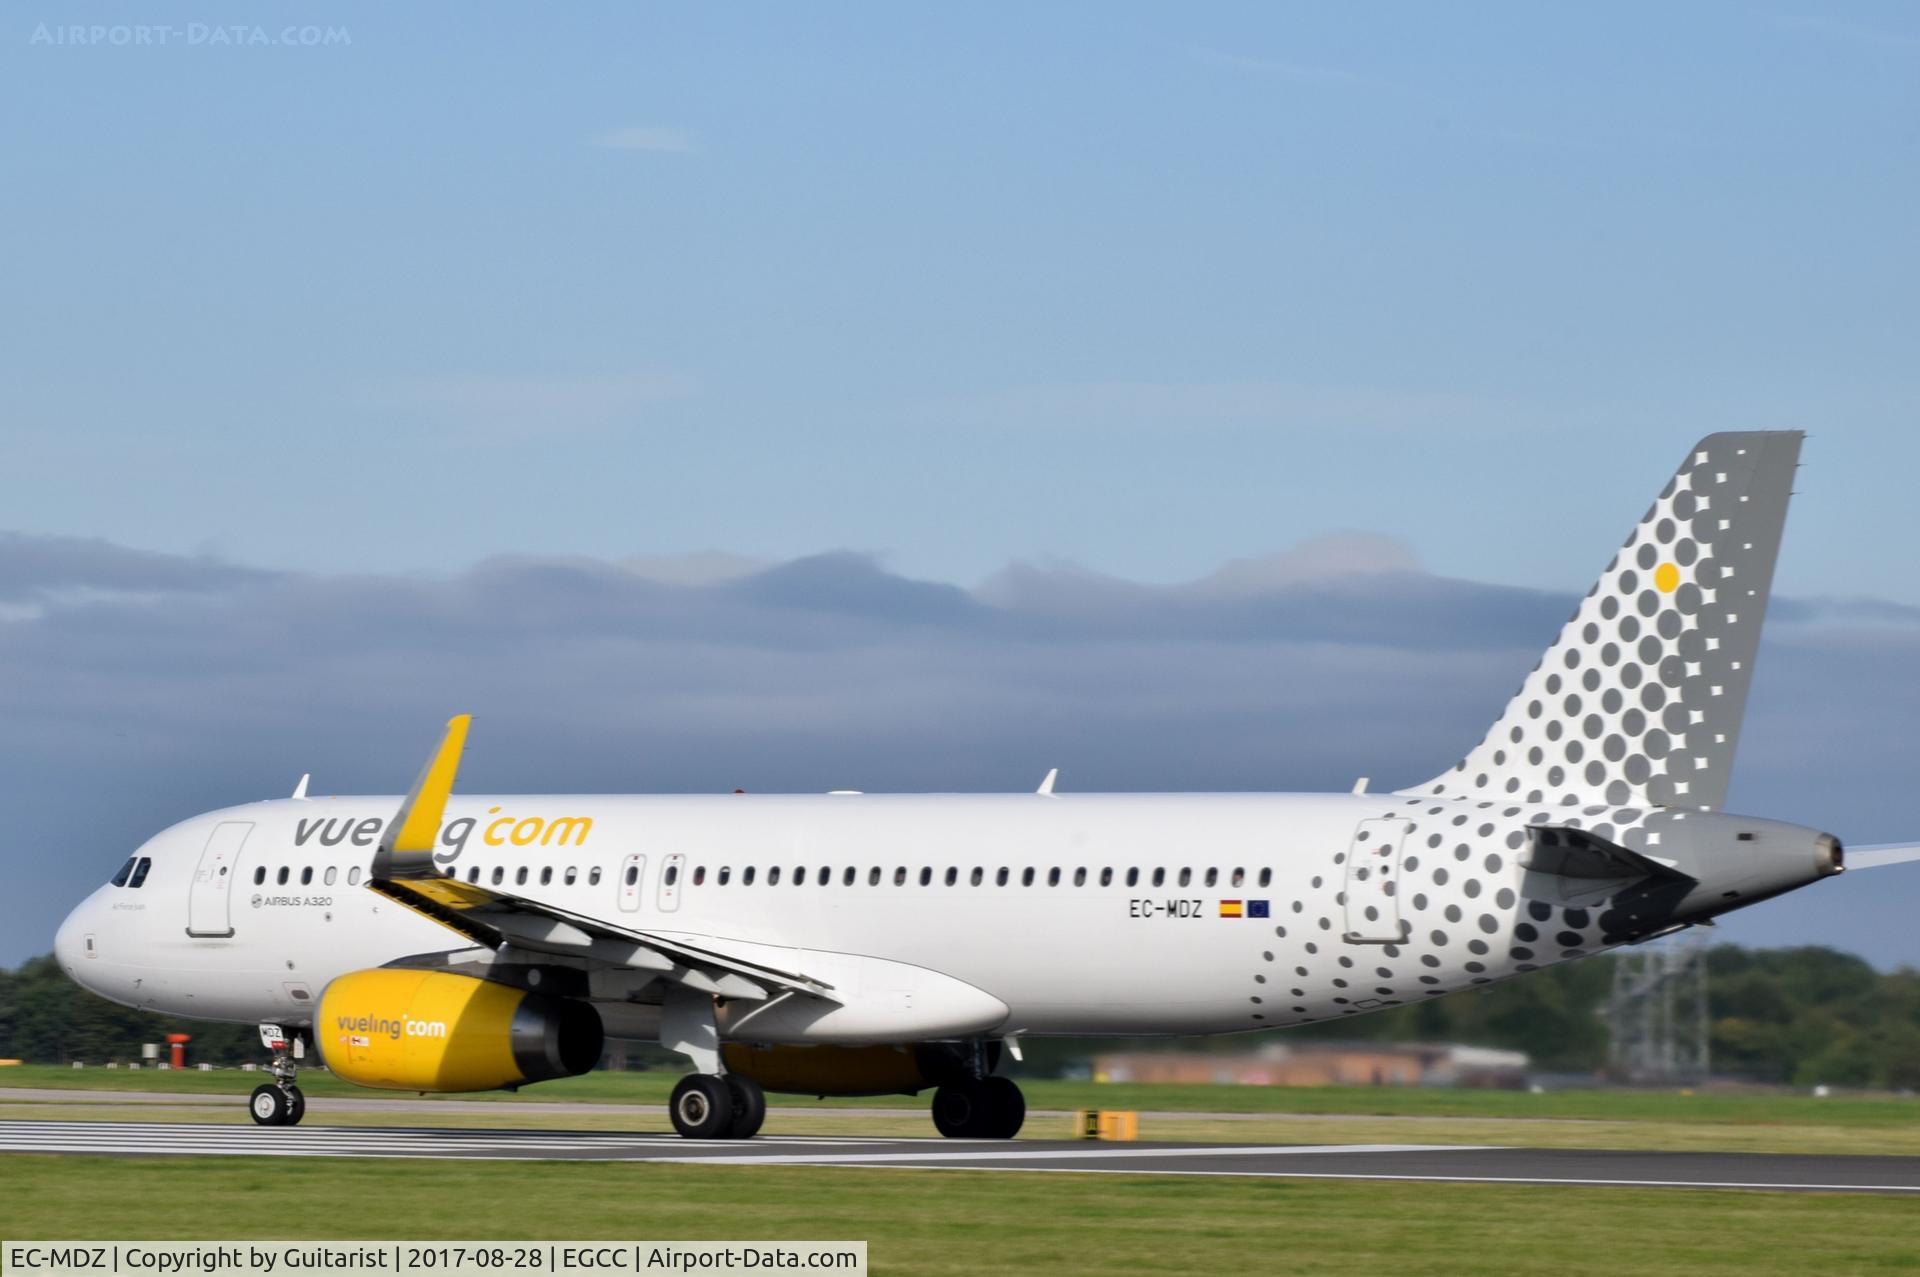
[
  {"x1": 110, "y1": 856, "x2": 136, "y2": 887},
  {"x1": 128, "y1": 857, "x2": 152, "y2": 889}
]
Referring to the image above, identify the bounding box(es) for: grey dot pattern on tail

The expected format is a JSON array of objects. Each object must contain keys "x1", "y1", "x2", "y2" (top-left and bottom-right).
[{"x1": 1405, "y1": 432, "x2": 1802, "y2": 812}]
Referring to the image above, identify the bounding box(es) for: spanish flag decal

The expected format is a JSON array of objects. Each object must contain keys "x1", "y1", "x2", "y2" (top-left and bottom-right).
[{"x1": 1219, "y1": 900, "x2": 1244, "y2": 918}]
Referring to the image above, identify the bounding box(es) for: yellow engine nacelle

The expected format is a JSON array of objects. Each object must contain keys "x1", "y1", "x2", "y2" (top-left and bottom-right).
[
  {"x1": 315, "y1": 969, "x2": 603, "y2": 1093},
  {"x1": 721, "y1": 1041, "x2": 990, "y2": 1097}
]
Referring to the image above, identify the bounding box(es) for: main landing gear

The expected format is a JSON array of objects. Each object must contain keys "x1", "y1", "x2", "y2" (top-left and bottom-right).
[
  {"x1": 931, "y1": 1075, "x2": 1025, "y2": 1139},
  {"x1": 248, "y1": 1024, "x2": 307, "y2": 1127},
  {"x1": 660, "y1": 986, "x2": 764, "y2": 1139},
  {"x1": 667, "y1": 1073, "x2": 766, "y2": 1140}
]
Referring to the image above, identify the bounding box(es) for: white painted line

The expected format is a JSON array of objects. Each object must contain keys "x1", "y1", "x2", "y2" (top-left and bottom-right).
[
  {"x1": 625, "y1": 1143, "x2": 1499, "y2": 1167},
  {"x1": 771, "y1": 1162, "x2": 1920, "y2": 1193}
]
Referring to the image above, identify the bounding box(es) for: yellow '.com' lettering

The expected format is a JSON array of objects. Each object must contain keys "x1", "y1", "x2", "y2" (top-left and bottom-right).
[{"x1": 480, "y1": 808, "x2": 593, "y2": 847}]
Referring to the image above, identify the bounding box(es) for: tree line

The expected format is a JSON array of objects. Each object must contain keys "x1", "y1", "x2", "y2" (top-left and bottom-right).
[{"x1": 3, "y1": 945, "x2": 1917, "y2": 1087}]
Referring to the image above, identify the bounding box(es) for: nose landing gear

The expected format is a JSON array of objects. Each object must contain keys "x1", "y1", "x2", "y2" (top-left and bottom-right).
[{"x1": 248, "y1": 1024, "x2": 307, "y2": 1127}]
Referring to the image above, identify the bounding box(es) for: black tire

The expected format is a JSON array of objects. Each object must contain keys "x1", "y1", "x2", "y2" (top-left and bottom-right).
[
  {"x1": 930, "y1": 1082, "x2": 985, "y2": 1138},
  {"x1": 284, "y1": 1085, "x2": 306, "y2": 1127},
  {"x1": 979, "y1": 1076, "x2": 1025, "y2": 1139},
  {"x1": 724, "y1": 1075, "x2": 766, "y2": 1140},
  {"x1": 669, "y1": 1075, "x2": 734, "y2": 1139},
  {"x1": 248, "y1": 1083, "x2": 289, "y2": 1127}
]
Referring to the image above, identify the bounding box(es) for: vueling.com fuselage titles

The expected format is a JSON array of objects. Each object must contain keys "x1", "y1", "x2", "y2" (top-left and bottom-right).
[{"x1": 290, "y1": 804, "x2": 593, "y2": 863}]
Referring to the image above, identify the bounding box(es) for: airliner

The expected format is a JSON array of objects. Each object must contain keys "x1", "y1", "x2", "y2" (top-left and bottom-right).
[{"x1": 53, "y1": 432, "x2": 1917, "y2": 1139}]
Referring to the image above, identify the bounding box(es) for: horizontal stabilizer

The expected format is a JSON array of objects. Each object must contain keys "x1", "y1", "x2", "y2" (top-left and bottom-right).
[
  {"x1": 1521, "y1": 825, "x2": 1693, "y2": 882},
  {"x1": 1844, "y1": 843, "x2": 1920, "y2": 871}
]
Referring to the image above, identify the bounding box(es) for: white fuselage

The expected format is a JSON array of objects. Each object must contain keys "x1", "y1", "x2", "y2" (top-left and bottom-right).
[{"x1": 56, "y1": 789, "x2": 1619, "y2": 1043}]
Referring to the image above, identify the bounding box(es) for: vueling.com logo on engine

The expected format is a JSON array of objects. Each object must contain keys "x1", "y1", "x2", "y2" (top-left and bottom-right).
[{"x1": 336, "y1": 1012, "x2": 448, "y2": 1041}]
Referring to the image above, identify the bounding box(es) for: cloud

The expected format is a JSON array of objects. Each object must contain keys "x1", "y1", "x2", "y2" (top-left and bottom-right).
[
  {"x1": 589, "y1": 125, "x2": 697, "y2": 153},
  {"x1": 910, "y1": 381, "x2": 1491, "y2": 434},
  {"x1": 375, "y1": 373, "x2": 697, "y2": 440},
  {"x1": 5, "y1": 531, "x2": 1919, "y2": 969},
  {"x1": 1187, "y1": 46, "x2": 1395, "y2": 91}
]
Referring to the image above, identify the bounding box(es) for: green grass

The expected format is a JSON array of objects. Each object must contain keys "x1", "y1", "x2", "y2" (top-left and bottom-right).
[
  {"x1": 6, "y1": 1063, "x2": 1917, "y2": 1128},
  {"x1": 0, "y1": 1156, "x2": 1914, "y2": 1276}
]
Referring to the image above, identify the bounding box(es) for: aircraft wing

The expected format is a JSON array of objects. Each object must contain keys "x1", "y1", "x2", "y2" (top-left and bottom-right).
[
  {"x1": 1842, "y1": 844, "x2": 1920, "y2": 871},
  {"x1": 365, "y1": 716, "x2": 835, "y2": 1004}
]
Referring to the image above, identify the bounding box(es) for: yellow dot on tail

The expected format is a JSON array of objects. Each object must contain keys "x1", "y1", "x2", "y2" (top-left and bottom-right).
[{"x1": 1655, "y1": 562, "x2": 1680, "y2": 593}]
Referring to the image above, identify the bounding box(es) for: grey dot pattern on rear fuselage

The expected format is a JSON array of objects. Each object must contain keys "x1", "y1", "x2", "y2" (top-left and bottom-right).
[{"x1": 1250, "y1": 799, "x2": 1681, "y2": 1027}]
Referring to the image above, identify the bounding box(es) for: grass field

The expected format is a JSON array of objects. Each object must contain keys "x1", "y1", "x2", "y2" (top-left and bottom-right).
[
  {"x1": 7, "y1": 1067, "x2": 1920, "y2": 1273},
  {"x1": 1, "y1": 1155, "x2": 1916, "y2": 1277}
]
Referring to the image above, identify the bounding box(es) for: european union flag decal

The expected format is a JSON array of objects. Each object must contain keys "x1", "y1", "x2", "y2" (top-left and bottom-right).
[{"x1": 1247, "y1": 900, "x2": 1270, "y2": 918}]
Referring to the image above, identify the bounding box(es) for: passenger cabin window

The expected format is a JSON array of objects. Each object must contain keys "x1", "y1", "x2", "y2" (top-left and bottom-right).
[
  {"x1": 492, "y1": 867, "x2": 505, "y2": 886},
  {"x1": 1178, "y1": 868, "x2": 1192, "y2": 887},
  {"x1": 624, "y1": 865, "x2": 639, "y2": 887},
  {"x1": 843, "y1": 867, "x2": 856, "y2": 886},
  {"x1": 1073, "y1": 867, "x2": 1087, "y2": 886},
  {"x1": 693, "y1": 866, "x2": 706, "y2": 886},
  {"x1": 565, "y1": 867, "x2": 579, "y2": 886},
  {"x1": 589, "y1": 867, "x2": 602, "y2": 886},
  {"x1": 665, "y1": 864, "x2": 679, "y2": 886},
  {"x1": 111, "y1": 857, "x2": 136, "y2": 887},
  {"x1": 1126, "y1": 868, "x2": 1139, "y2": 887},
  {"x1": 718, "y1": 866, "x2": 731, "y2": 885},
  {"x1": 769, "y1": 867, "x2": 782, "y2": 886},
  {"x1": 324, "y1": 867, "x2": 337, "y2": 886},
  {"x1": 996, "y1": 868, "x2": 1009, "y2": 886},
  {"x1": 1099, "y1": 868, "x2": 1112, "y2": 887},
  {"x1": 128, "y1": 857, "x2": 151, "y2": 889},
  {"x1": 515, "y1": 866, "x2": 528, "y2": 886},
  {"x1": 971, "y1": 867, "x2": 983, "y2": 886},
  {"x1": 792, "y1": 866, "x2": 804, "y2": 886},
  {"x1": 252, "y1": 866, "x2": 266, "y2": 886},
  {"x1": 894, "y1": 867, "x2": 907, "y2": 886},
  {"x1": 743, "y1": 867, "x2": 756, "y2": 886},
  {"x1": 870, "y1": 867, "x2": 882, "y2": 885},
  {"x1": 1151, "y1": 868, "x2": 1165, "y2": 887},
  {"x1": 1204, "y1": 868, "x2": 1218, "y2": 888},
  {"x1": 1231, "y1": 868, "x2": 1245, "y2": 887},
  {"x1": 277, "y1": 867, "x2": 290, "y2": 886},
  {"x1": 300, "y1": 867, "x2": 313, "y2": 886},
  {"x1": 1022, "y1": 868, "x2": 1035, "y2": 887},
  {"x1": 540, "y1": 867, "x2": 553, "y2": 886},
  {"x1": 821, "y1": 867, "x2": 833, "y2": 886},
  {"x1": 1047, "y1": 868, "x2": 1061, "y2": 887},
  {"x1": 915, "y1": 867, "x2": 928, "y2": 886},
  {"x1": 1258, "y1": 868, "x2": 1272, "y2": 888},
  {"x1": 349, "y1": 867, "x2": 362, "y2": 886},
  {"x1": 467, "y1": 866, "x2": 480, "y2": 883},
  {"x1": 944, "y1": 867, "x2": 958, "y2": 887}
]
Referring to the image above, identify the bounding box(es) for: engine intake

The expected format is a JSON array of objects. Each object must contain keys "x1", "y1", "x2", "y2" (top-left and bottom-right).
[{"x1": 316, "y1": 969, "x2": 602, "y2": 1092}]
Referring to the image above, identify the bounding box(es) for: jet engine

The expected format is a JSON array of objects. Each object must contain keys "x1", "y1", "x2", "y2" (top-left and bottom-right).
[
  {"x1": 721, "y1": 1041, "x2": 996, "y2": 1096},
  {"x1": 315, "y1": 968, "x2": 602, "y2": 1092}
]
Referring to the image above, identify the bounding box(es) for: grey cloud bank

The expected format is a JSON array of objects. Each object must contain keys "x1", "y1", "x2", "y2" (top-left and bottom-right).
[{"x1": 4, "y1": 532, "x2": 1918, "y2": 969}]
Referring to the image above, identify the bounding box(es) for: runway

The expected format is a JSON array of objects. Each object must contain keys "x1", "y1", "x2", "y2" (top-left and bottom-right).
[{"x1": 4, "y1": 1120, "x2": 1920, "y2": 1193}]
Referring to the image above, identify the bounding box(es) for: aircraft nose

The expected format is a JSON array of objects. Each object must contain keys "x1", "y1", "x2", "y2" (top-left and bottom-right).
[{"x1": 53, "y1": 897, "x2": 93, "y2": 974}]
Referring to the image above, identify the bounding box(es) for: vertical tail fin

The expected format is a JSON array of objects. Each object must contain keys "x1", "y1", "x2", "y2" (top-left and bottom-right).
[{"x1": 1403, "y1": 431, "x2": 1802, "y2": 811}]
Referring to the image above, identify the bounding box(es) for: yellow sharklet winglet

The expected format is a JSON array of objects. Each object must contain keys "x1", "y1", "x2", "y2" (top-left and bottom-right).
[{"x1": 373, "y1": 714, "x2": 471, "y2": 879}]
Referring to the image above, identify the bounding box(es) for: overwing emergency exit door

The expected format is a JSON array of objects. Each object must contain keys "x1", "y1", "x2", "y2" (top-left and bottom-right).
[
  {"x1": 186, "y1": 821, "x2": 253, "y2": 938},
  {"x1": 617, "y1": 853, "x2": 647, "y2": 912},
  {"x1": 657, "y1": 853, "x2": 685, "y2": 912},
  {"x1": 1342, "y1": 818, "x2": 1409, "y2": 944}
]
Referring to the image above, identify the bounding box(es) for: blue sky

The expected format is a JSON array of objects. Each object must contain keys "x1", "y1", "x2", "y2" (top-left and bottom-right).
[
  {"x1": 4, "y1": 4, "x2": 1918, "y2": 593},
  {"x1": 4, "y1": 6, "x2": 1920, "y2": 967}
]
